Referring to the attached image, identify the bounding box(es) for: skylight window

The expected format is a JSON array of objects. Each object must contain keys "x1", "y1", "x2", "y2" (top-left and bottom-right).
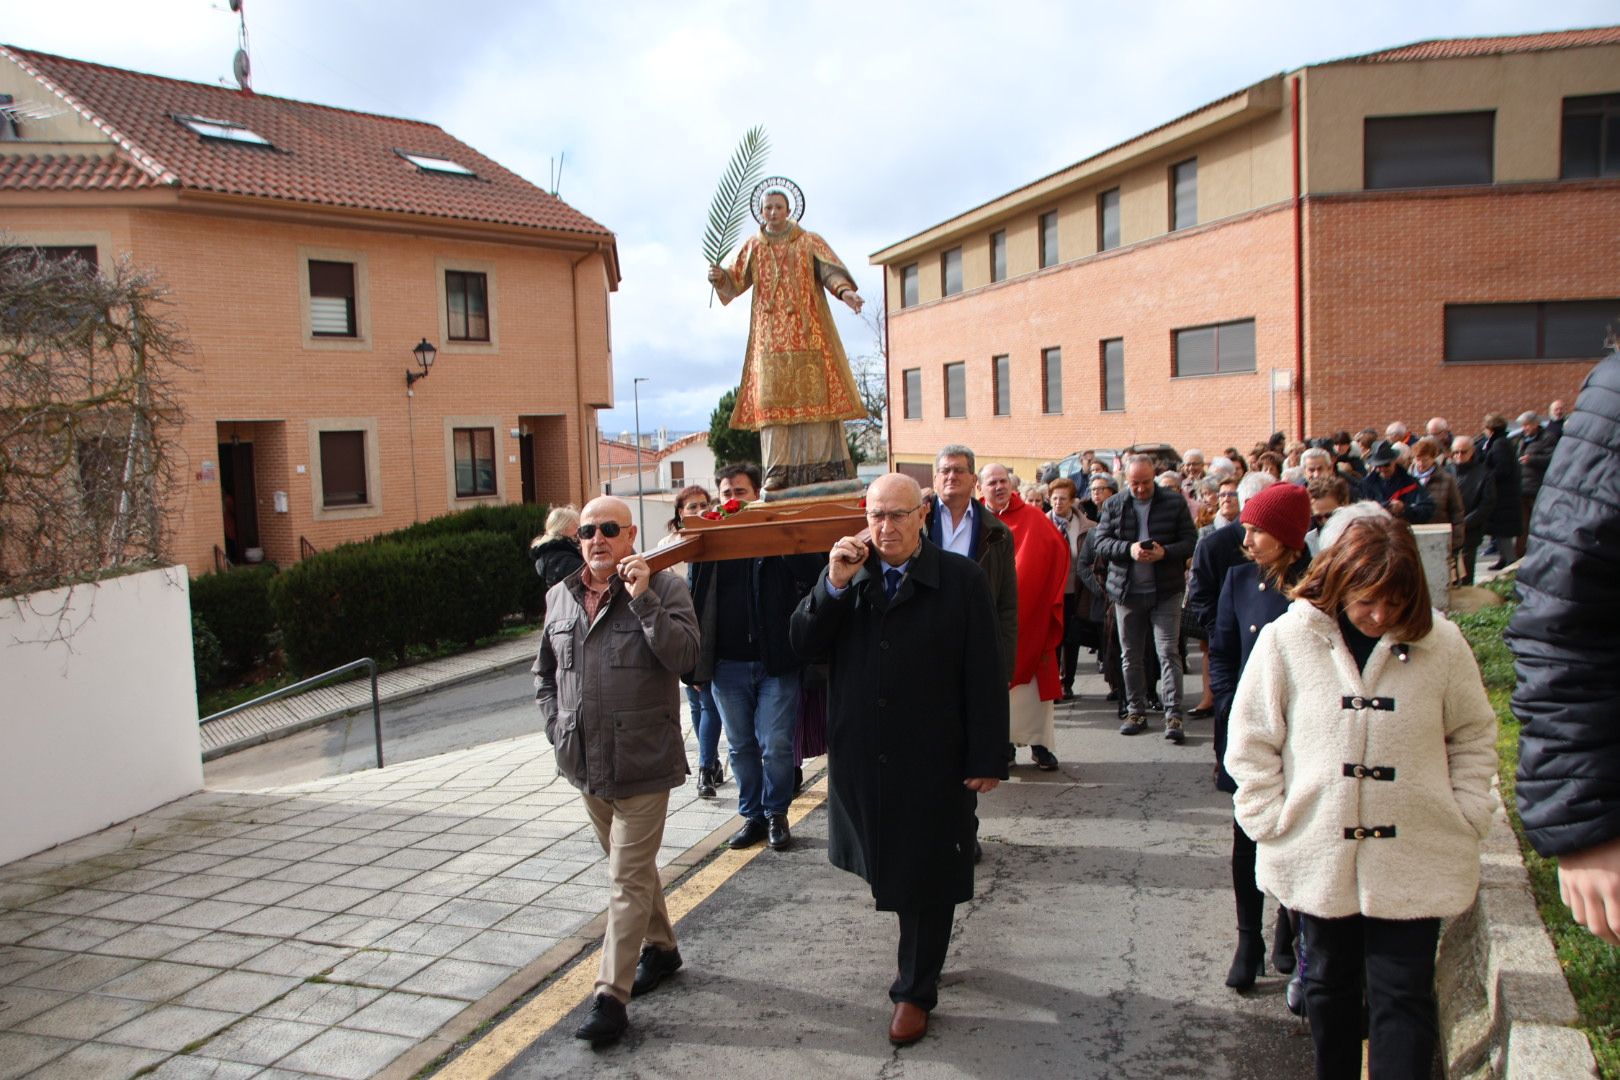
[
  {"x1": 397, "y1": 150, "x2": 475, "y2": 177},
  {"x1": 176, "y1": 115, "x2": 271, "y2": 146}
]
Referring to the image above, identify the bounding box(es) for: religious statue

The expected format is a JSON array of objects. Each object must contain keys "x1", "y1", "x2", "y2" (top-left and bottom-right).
[{"x1": 706, "y1": 177, "x2": 867, "y2": 499}]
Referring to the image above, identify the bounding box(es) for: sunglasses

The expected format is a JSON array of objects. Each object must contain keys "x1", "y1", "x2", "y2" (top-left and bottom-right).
[{"x1": 576, "y1": 522, "x2": 624, "y2": 540}]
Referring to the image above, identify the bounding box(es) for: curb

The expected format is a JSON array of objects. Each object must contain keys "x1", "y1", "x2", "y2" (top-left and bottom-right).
[
  {"x1": 199, "y1": 652, "x2": 536, "y2": 762},
  {"x1": 1438, "y1": 796, "x2": 1598, "y2": 1079}
]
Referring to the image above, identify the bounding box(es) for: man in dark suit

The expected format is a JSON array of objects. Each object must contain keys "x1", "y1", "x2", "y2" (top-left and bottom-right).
[{"x1": 790, "y1": 473, "x2": 1009, "y2": 1047}]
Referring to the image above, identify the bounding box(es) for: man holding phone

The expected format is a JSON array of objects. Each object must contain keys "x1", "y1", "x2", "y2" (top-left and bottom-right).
[
  {"x1": 534, "y1": 496, "x2": 700, "y2": 1047},
  {"x1": 1094, "y1": 455, "x2": 1199, "y2": 741}
]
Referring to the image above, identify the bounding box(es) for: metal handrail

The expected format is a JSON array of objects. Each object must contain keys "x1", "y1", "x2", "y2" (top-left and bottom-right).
[
  {"x1": 299, "y1": 535, "x2": 318, "y2": 560},
  {"x1": 200, "y1": 657, "x2": 384, "y2": 768}
]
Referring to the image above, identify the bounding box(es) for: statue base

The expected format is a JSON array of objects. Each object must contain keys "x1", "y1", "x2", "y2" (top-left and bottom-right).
[{"x1": 760, "y1": 478, "x2": 865, "y2": 503}]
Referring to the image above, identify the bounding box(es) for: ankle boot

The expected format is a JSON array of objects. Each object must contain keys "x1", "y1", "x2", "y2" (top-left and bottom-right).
[
  {"x1": 1226, "y1": 930, "x2": 1265, "y2": 989},
  {"x1": 1271, "y1": 908, "x2": 1297, "y2": 976}
]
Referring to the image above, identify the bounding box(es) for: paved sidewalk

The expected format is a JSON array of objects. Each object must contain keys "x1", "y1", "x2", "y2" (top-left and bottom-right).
[
  {"x1": 0, "y1": 724, "x2": 748, "y2": 1080},
  {"x1": 199, "y1": 633, "x2": 541, "y2": 759}
]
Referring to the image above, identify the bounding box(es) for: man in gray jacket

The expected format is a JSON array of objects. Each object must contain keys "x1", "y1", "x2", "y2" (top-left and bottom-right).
[{"x1": 534, "y1": 496, "x2": 700, "y2": 1047}]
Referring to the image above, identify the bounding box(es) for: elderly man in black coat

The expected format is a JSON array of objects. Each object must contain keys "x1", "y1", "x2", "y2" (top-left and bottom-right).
[{"x1": 790, "y1": 473, "x2": 1009, "y2": 1047}]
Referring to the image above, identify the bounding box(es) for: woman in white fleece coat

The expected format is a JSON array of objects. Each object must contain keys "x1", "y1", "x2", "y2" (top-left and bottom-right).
[{"x1": 1224, "y1": 515, "x2": 1497, "y2": 1080}]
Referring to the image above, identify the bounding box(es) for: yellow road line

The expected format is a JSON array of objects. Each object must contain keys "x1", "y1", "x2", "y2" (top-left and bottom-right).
[{"x1": 433, "y1": 781, "x2": 829, "y2": 1080}]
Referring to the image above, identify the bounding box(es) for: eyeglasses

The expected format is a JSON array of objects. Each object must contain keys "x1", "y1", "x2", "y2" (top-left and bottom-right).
[
  {"x1": 865, "y1": 507, "x2": 919, "y2": 525},
  {"x1": 576, "y1": 521, "x2": 624, "y2": 539}
]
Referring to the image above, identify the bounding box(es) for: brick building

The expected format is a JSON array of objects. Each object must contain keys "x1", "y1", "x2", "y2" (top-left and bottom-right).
[
  {"x1": 0, "y1": 45, "x2": 618, "y2": 573},
  {"x1": 872, "y1": 27, "x2": 1620, "y2": 481}
]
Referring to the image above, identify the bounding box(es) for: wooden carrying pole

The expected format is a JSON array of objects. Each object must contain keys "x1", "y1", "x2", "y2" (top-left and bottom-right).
[{"x1": 643, "y1": 499, "x2": 868, "y2": 574}]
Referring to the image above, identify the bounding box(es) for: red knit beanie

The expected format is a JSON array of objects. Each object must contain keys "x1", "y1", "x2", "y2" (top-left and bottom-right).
[{"x1": 1240, "y1": 481, "x2": 1311, "y2": 551}]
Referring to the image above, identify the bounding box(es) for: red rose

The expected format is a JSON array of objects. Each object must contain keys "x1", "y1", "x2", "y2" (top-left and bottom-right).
[
  {"x1": 858, "y1": 498, "x2": 867, "y2": 508},
  {"x1": 701, "y1": 510, "x2": 722, "y2": 520},
  {"x1": 722, "y1": 498, "x2": 743, "y2": 514}
]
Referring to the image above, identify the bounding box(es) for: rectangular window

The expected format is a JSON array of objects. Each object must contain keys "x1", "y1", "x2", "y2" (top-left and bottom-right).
[
  {"x1": 1041, "y1": 347, "x2": 1062, "y2": 414},
  {"x1": 944, "y1": 362, "x2": 966, "y2": 418},
  {"x1": 446, "y1": 270, "x2": 489, "y2": 341},
  {"x1": 1365, "y1": 112, "x2": 1494, "y2": 189},
  {"x1": 1445, "y1": 300, "x2": 1620, "y2": 362},
  {"x1": 940, "y1": 247, "x2": 963, "y2": 297},
  {"x1": 1101, "y1": 338, "x2": 1125, "y2": 411},
  {"x1": 308, "y1": 260, "x2": 356, "y2": 337},
  {"x1": 903, "y1": 367, "x2": 923, "y2": 419},
  {"x1": 1170, "y1": 159, "x2": 1197, "y2": 231},
  {"x1": 1562, "y1": 93, "x2": 1620, "y2": 179},
  {"x1": 1098, "y1": 188, "x2": 1121, "y2": 251},
  {"x1": 989, "y1": 230, "x2": 1007, "y2": 283},
  {"x1": 1038, "y1": 211, "x2": 1059, "y2": 269},
  {"x1": 901, "y1": 264, "x2": 919, "y2": 308},
  {"x1": 1174, "y1": 319, "x2": 1256, "y2": 377},
  {"x1": 1, "y1": 244, "x2": 98, "y2": 272},
  {"x1": 318, "y1": 430, "x2": 368, "y2": 506},
  {"x1": 452, "y1": 427, "x2": 497, "y2": 497},
  {"x1": 669, "y1": 460, "x2": 685, "y2": 486},
  {"x1": 992, "y1": 354, "x2": 1011, "y2": 416}
]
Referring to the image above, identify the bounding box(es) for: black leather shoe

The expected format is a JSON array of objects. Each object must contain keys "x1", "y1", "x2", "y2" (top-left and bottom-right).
[
  {"x1": 1031, "y1": 744, "x2": 1059, "y2": 771},
  {"x1": 767, "y1": 813, "x2": 793, "y2": 851},
  {"x1": 631, "y1": 943, "x2": 682, "y2": 997},
  {"x1": 574, "y1": 992, "x2": 628, "y2": 1046},
  {"x1": 728, "y1": 817, "x2": 768, "y2": 849},
  {"x1": 1188, "y1": 706, "x2": 1215, "y2": 720},
  {"x1": 696, "y1": 766, "x2": 716, "y2": 799}
]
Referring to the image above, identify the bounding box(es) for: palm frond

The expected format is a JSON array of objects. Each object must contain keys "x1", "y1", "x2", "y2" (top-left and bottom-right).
[{"x1": 702, "y1": 126, "x2": 770, "y2": 268}]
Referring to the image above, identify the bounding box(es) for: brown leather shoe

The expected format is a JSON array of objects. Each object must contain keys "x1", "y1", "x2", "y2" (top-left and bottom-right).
[{"x1": 888, "y1": 1001, "x2": 929, "y2": 1046}]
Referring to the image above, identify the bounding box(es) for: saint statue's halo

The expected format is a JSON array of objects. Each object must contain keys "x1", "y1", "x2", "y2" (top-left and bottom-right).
[{"x1": 750, "y1": 176, "x2": 805, "y2": 224}]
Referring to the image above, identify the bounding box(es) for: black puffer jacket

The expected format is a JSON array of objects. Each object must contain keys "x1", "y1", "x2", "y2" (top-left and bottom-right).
[
  {"x1": 1506, "y1": 352, "x2": 1620, "y2": 858},
  {"x1": 532, "y1": 536, "x2": 584, "y2": 593}
]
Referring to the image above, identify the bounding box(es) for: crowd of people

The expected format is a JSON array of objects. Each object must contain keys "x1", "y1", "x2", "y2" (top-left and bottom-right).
[{"x1": 526, "y1": 385, "x2": 1617, "y2": 1076}]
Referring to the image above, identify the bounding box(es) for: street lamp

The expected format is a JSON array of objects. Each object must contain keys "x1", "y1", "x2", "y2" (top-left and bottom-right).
[
  {"x1": 406, "y1": 338, "x2": 437, "y2": 387},
  {"x1": 632, "y1": 377, "x2": 648, "y2": 549}
]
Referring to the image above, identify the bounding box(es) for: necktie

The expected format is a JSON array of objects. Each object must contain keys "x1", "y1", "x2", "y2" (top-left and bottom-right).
[{"x1": 884, "y1": 568, "x2": 903, "y2": 602}]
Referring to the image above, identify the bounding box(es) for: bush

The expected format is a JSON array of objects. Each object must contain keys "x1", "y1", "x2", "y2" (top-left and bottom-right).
[
  {"x1": 268, "y1": 530, "x2": 520, "y2": 676},
  {"x1": 192, "y1": 614, "x2": 223, "y2": 690},
  {"x1": 379, "y1": 503, "x2": 550, "y2": 617},
  {"x1": 189, "y1": 564, "x2": 278, "y2": 673},
  {"x1": 1452, "y1": 605, "x2": 1515, "y2": 693}
]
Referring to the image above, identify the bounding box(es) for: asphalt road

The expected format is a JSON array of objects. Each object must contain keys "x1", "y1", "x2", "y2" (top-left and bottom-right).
[
  {"x1": 472, "y1": 676, "x2": 1317, "y2": 1080},
  {"x1": 204, "y1": 664, "x2": 540, "y2": 790}
]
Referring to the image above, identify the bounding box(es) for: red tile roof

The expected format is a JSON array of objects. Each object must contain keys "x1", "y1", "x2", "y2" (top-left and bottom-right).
[
  {"x1": 1330, "y1": 25, "x2": 1620, "y2": 65},
  {"x1": 0, "y1": 152, "x2": 159, "y2": 191},
  {"x1": 0, "y1": 44, "x2": 614, "y2": 243}
]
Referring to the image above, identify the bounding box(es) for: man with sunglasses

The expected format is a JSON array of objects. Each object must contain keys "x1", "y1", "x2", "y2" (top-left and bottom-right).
[
  {"x1": 534, "y1": 496, "x2": 700, "y2": 1047},
  {"x1": 790, "y1": 473, "x2": 1009, "y2": 1046}
]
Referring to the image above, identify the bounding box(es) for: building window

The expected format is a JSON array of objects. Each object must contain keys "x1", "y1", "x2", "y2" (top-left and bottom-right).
[
  {"x1": 1170, "y1": 159, "x2": 1197, "y2": 231},
  {"x1": 1, "y1": 244, "x2": 98, "y2": 272},
  {"x1": 318, "y1": 430, "x2": 369, "y2": 506},
  {"x1": 944, "y1": 362, "x2": 966, "y2": 418},
  {"x1": 903, "y1": 368, "x2": 923, "y2": 419},
  {"x1": 1101, "y1": 338, "x2": 1125, "y2": 411},
  {"x1": 989, "y1": 230, "x2": 1007, "y2": 283},
  {"x1": 1041, "y1": 347, "x2": 1062, "y2": 414},
  {"x1": 1174, "y1": 319, "x2": 1256, "y2": 377},
  {"x1": 941, "y1": 247, "x2": 963, "y2": 297},
  {"x1": 1364, "y1": 112, "x2": 1494, "y2": 189},
  {"x1": 669, "y1": 460, "x2": 685, "y2": 486},
  {"x1": 1098, "y1": 188, "x2": 1121, "y2": 252},
  {"x1": 901, "y1": 264, "x2": 919, "y2": 308},
  {"x1": 452, "y1": 427, "x2": 497, "y2": 497},
  {"x1": 446, "y1": 270, "x2": 489, "y2": 341},
  {"x1": 1445, "y1": 300, "x2": 1620, "y2": 362},
  {"x1": 992, "y1": 354, "x2": 1011, "y2": 416},
  {"x1": 1562, "y1": 94, "x2": 1620, "y2": 179},
  {"x1": 1038, "y1": 211, "x2": 1059, "y2": 269},
  {"x1": 308, "y1": 260, "x2": 356, "y2": 337}
]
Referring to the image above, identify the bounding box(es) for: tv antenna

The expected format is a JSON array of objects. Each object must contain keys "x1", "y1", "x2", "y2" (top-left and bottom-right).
[
  {"x1": 229, "y1": 0, "x2": 253, "y2": 91},
  {"x1": 549, "y1": 152, "x2": 564, "y2": 197}
]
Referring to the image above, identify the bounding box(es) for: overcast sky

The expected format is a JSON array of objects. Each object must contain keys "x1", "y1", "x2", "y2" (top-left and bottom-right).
[{"x1": 7, "y1": 1, "x2": 1614, "y2": 437}]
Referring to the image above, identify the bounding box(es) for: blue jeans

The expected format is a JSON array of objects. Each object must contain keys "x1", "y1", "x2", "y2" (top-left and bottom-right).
[
  {"x1": 711, "y1": 660, "x2": 800, "y2": 819},
  {"x1": 684, "y1": 682, "x2": 721, "y2": 769}
]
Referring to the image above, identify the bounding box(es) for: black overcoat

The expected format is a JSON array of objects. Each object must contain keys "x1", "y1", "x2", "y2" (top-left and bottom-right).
[
  {"x1": 789, "y1": 541, "x2": 1010, "y2": 911},
  {"x1": 1480, "y1": 431, "x2": 1523, "y2": 537}
]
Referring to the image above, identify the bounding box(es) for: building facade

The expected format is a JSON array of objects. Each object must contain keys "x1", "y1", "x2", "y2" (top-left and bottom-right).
[
  {"x1": 872, "y1": 28, "x2": 1620, "y2": 481},
  {"x1": 0, "y1": 45, "x2": 619, "y2": 574}
]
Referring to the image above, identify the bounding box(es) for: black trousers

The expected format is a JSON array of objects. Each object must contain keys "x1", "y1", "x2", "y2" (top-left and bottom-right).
[
  {"x1": 891, "y1": 904, "x2": 955, "y2": 1010},
  {"x1": 1057, "y1": 592, "x2": 1082, "y2": 691},
  {"x1": 1300, "y1": 913, "x2": 1441, "y2": 1080}
]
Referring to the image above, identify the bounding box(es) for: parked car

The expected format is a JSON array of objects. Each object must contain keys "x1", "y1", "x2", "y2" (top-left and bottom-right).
[{"x1": 1056, "y1": 443, "x2": 1182, "y2": 480}]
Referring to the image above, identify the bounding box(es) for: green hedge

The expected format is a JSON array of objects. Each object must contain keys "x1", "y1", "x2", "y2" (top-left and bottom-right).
[
  {"x1": 189, "y1": 564, "x2": 278, "y2": 677},
  {"x1": 268, "y1": 530, "x2": 518, "y2": 676},
  {"x1": 378, "y1": 503, "x2": 550, "y2": 617}
]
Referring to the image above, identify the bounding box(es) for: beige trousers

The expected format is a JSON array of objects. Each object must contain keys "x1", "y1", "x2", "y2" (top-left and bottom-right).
[{"x1": 582, "y1": 789, "x2": 677, "y2": 1003}]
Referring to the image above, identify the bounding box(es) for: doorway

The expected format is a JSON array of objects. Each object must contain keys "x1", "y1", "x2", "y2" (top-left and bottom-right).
[
  {"x1": 519, "y1": 432, "x2": 536, "y2": 503},
  {"x1": 218, "y1": 441, "x2": 260, "y2": 563}
]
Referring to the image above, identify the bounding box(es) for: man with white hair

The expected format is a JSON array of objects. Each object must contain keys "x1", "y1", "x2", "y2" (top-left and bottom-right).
[
  {"x1": 1546, "y1": 399, "x2": 1568, "y2": 439},
  {"x1": 1425, "y1": 418, "x2": 1454, "y2": 461},
  {"x1": 1385, "y1": 420, "x2": 1411, "y2": 445},
  {"x1": 1300, "y1": 447, "x2": 1335, "y2": 486}
]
